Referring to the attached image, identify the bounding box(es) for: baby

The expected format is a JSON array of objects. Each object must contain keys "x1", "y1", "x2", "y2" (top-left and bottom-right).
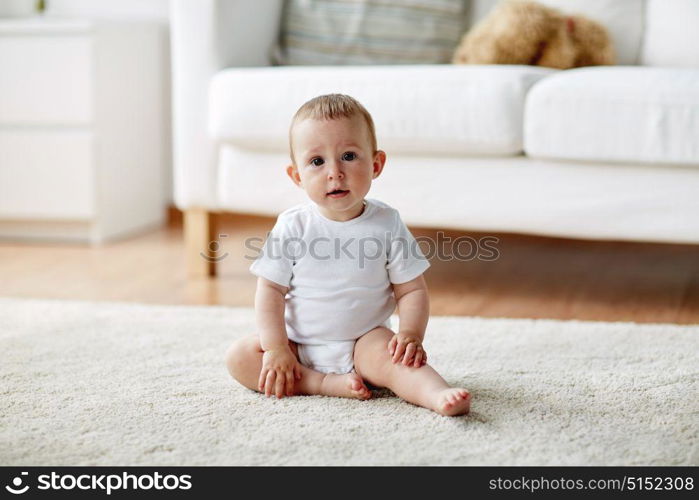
[{"x1": 225, "y1": 94, "x2": 470, "y2": 416}]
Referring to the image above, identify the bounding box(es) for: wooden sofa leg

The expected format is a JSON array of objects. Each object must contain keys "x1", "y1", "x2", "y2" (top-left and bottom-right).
[{"x1": 184, "y1": 208, "x2": 216, "y2": 277}]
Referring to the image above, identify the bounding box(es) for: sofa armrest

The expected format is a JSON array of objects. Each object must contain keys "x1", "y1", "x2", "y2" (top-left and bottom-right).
[{"x1": 170, "y1": 0, "x2": 283, "y2": 209}]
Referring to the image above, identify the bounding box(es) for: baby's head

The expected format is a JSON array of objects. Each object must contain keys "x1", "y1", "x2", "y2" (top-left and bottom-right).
[{"x1": 286, "y1": 94, "x2": 386, "y2": 222}]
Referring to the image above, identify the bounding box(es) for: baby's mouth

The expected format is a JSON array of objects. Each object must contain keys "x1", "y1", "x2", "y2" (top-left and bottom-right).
[{"x1": 327, "y1": 189, "x2": 349, "y2": 198}]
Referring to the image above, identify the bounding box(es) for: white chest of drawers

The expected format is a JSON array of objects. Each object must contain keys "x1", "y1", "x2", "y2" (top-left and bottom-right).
[{"x1": 0, "y1": 18, "x2": 167, "y2": 243}]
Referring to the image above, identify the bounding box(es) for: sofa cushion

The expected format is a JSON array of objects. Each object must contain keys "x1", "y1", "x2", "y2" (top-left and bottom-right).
[
  {"x1": 274, "y1": 0, "x2": 467, "y2": 65},
  {"x1": 524, "y1": 67, "x2": 699, "y2": 165},
  {"x1": 210, "y1": 65, "x2": 554, "y2": 156},
  {"x1": 641, "y1": 0, "x2": 699, "y2": 68},
  {"x1": 218, "y1": 146, "x2": 699, "y2": 244}
]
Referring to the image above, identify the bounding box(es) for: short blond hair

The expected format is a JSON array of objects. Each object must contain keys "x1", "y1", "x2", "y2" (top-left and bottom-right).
[{"x1": 289, "y1": 94, "x2": 377, "y2": 165}]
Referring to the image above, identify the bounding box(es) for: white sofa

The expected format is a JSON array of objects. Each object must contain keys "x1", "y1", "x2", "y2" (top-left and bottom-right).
[{"x1": 171, "y1": 0, "x2": 699, "y2": 276}]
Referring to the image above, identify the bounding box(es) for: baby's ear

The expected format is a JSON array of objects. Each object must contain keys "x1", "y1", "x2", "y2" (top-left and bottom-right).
[
  {"x1": 372, "y1": 150, "x2": 387, "y2": 179},
  {"x1": 286, "y1": 164, "x2": 302, "y2": 187}
]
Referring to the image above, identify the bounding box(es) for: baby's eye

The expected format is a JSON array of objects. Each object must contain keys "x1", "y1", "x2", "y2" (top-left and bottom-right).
[
  {"x1": 310, "y1": 157, "x2": 324, "y2": 167},
  {"x1": 342, "y1": 152, "x2": 357, "y2": 161}
]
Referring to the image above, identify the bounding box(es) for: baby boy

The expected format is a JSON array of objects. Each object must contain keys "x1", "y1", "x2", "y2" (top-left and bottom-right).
[{"x1": 225, "y1": 94, "x2": 470, "y2": 416}]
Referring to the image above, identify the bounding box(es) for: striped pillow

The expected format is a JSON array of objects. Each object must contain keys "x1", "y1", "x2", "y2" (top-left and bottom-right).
[{"x1": 274, "y1": 0, "x2": 468, "y2": 65}]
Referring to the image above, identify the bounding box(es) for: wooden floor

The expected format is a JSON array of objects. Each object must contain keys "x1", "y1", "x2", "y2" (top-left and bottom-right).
[{"x1": 1, "y1": 211, "x2": 698, "y2": 324}]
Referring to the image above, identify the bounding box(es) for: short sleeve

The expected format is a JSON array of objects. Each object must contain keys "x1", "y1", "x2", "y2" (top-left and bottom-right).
[
  {"x1": 386, "y1": 212, "x2": 430, "y2": 284},
  {"x1": 249, "y1": 215, "x2": 298, "y2": 287}
]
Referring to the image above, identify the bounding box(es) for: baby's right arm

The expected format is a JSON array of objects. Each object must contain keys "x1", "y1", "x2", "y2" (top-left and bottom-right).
[{"x1": 255, "y1": 277, "x2": 301, "y2": 398}]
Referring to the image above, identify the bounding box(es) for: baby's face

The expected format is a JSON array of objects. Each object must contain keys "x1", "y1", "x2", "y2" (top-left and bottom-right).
[{"x1": 287, "y1": 115, "x2": 386, "y2": 222}]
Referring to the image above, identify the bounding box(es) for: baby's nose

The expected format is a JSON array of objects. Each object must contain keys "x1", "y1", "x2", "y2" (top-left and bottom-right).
[{"x1": 327, "y1": 162, "x2": 344, "y2": 179}]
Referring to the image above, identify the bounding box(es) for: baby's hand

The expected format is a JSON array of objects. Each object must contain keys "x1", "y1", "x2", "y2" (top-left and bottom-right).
[
  {"x1": 259, "y1": 346, "x2": 302, "y2": 398},
  {"x1": 388, "y1": 332, "x2": 427, "y2": 367}
]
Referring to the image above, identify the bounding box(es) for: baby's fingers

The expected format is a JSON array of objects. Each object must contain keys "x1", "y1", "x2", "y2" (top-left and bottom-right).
[
  {"x1": 388, "y1": 335, "x2": 397, "y2": 356},
  {"x1": 392, "y1": 340, "x2": 407, "y2": 363},
  {"x1": 413, "y1": 347, "x2": 424, "y2": 367},
  {"x1": 275, "y1": 370, "x2": 286, "y2": 399},
  {"x1": 403, "y1": 343, "x2": 417, "y2": 366},
  {"x1": 258, "y1": 368, "x2": 269, "y2": 392},
  {"x1": 265, "y1": 370, "x2": 276, "y2": 397}
]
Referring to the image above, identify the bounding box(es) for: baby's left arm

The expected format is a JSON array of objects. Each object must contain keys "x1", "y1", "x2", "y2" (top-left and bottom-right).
[{"x1": 390, "y1": 274, "x2": 429, "y2": 367}]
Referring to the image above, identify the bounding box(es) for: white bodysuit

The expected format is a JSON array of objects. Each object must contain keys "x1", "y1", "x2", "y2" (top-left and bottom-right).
[{"x1": 249, "y1": 198, "x2": 430, "y2": 374}]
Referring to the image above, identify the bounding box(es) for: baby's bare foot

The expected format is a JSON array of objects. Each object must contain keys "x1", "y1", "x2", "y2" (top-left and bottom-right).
[
  {"x1": 433, "y1": 388, "x2": 471, "y2": 416},
  {"x1": 320, "y1": 371, "x2": 372, "y2": 400}
]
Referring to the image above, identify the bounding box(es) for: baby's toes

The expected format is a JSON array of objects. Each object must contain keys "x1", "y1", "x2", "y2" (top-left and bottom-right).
[
  {"x1": 362, "y1": 385, "x2": 373, "y2": 399},
  {"x1": 347, "y1": 374, "x2": 371, "y2": 399},
  {"x1": 436, "y1": 389, "x2": 471, "y2": 416},
  {"x1": 356, "y1": 383, "x2": 371, "y2": 398}
]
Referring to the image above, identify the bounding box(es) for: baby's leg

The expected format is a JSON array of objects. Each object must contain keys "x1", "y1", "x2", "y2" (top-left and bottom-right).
[
  {"x1": 353, "y1": 327, "x2": 470, "y2": 416},
  {"x1": 224, "y1": 336, "x2": 370, "y2": 399}
]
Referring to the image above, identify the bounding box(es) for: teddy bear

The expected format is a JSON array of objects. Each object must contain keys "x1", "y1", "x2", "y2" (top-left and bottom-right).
[{"x1": 452, "y1": 0, "x2": 615, "y2": 69}]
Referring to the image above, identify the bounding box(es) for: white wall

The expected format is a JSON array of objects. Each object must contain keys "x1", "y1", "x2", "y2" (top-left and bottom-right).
[{"x1": 1, "y1": 0, "x2": 173, "y2": 204}]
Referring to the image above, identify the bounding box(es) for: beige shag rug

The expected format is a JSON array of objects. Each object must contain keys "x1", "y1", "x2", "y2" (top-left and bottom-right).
[{"x1": 0, "y1": 297, "x2": 697, "y2": 466}]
